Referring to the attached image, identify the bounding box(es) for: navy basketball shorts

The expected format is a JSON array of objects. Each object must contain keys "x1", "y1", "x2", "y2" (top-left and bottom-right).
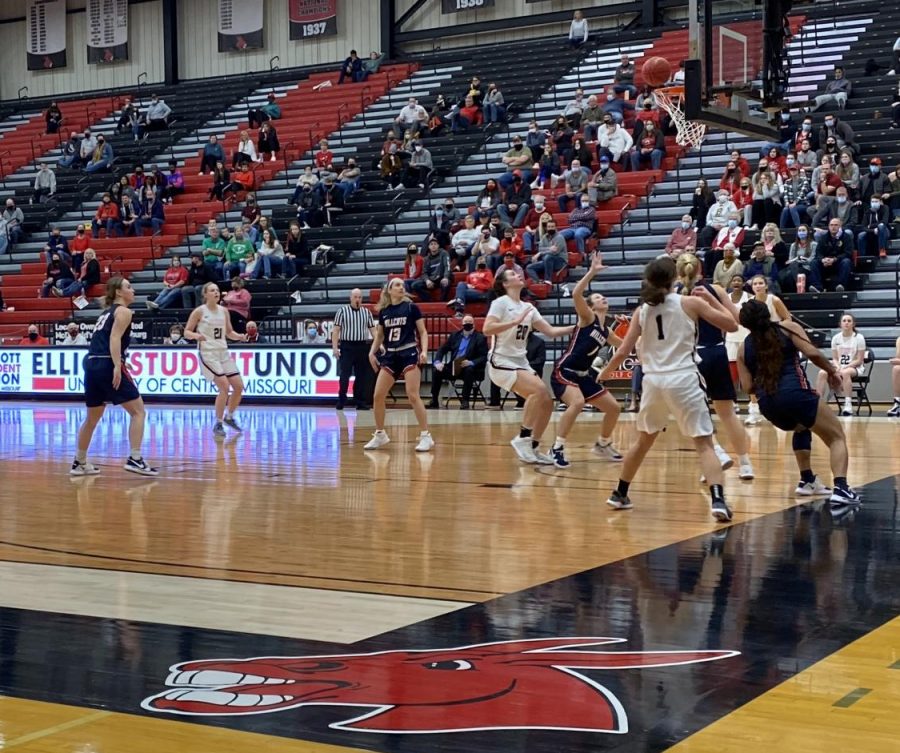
[
  {"x1": 697, "y1": 344, "x2": 737, "y2": 402},
  {"x1": 380, "y1": 348, "x2": 420, "y2": 377},
  {"x1": 551, "y1": 367, "x2": 607, "y2": 401},
  {"x1": 84, "y1": 357, "x2": 141, "y2": 408}
]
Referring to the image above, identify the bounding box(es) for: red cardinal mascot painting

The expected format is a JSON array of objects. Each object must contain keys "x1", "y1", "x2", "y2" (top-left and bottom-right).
[{"x1": 143, "y1": 637, "x2": 738, "y2": 735}]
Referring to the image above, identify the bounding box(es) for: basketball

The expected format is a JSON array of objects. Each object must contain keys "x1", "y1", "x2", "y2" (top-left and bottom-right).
[{"x1": 641, "y1": 56, "x2": 672, "y2": 87}]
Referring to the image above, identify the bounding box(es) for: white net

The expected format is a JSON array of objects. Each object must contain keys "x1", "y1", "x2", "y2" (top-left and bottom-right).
[{"x1": 653, "y1": 88, "x2": 707, "y2": 149}]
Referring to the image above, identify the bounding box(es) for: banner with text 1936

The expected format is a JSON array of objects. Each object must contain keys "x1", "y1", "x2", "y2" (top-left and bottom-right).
[
  {"x1": 441, "y1": 0, "x2": 495, "y2": 13},
  {"x1": 217, "y1": 0, "x2": 264, "y2": 53},
  {"x1": 289, "y1": 0, "x2": 337, "y2": 41},
  {"x1": 26, "y1": 0, "x2": 67, "y2": 71},
  {"x1": 86, "y1": 0, "x2": 129, "y2": 64}
]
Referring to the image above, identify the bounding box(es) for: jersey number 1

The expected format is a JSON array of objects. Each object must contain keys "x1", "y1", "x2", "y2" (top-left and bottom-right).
[{"x1": 654, "y1": 314, "x2": 665, "y2": 340}]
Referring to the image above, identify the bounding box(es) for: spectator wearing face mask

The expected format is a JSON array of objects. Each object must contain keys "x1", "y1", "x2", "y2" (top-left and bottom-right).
[
  {"x1": 665, "y1": 215, "x2": 698, "y2": 258},
  {"x1": 145, "y1": 94, "x2": 172, "y2": 131},
  {"x1": 732, "y1": 176, "x2": 754, "y2": 227},
  {"x1": 780, "y1": 165, "x2": 812, "y2": 229},
  {"x1": 428, "y1": 314, "x2": 488, "y2": 409},
  {"x1": 257, "y1": 122, "x2": 280, "y2": 163},
  {"x1": 483, "y1": 83, "x2": 506, "y2": 123},
  {"x1": 780, "y1": 225, "x2": 816, "y2": 293},
  {"x1": 301, "y1": 321, "x2": 326, "y2": 345},
  {"x1": 498, "y1": 135, "x2": 532, "y2": 189},
  {"x1": 560, "y1": 197, "x2": 596, "y2": 256},
  {"x1": 245, "y1": 320, "x2": 265, "y2": 344},
  {"x1": 405, "y1": 144, "x2": 431, "y2": 189},
  {"x1": 380, "y1": 144, "x2": 404, "y2": 188},
  {"x1": 19, "y1": 324, "x2": 49, "y2": 346},
  {"x1": 468, "y1": 227, "x2": 500, "y2": 272},
  {"x1": 858, "y1": 157, "x2": 891, "y2": 206},
  {"x1": 557, "y1": 160, "x2": 590, "y2": 212},
  {"x1": 818, "y1": 114, "x2": 857, "y2": 157},
  {"x1": 601, "y1": 88, "x2": 634, "y2": 125},
  {"x1": 855, "y1": 196, "x2": 891, "y2": 258},
  {"x1": 808, "y1": 218, "x2": 852, "y2": 292},
  {"x1": 698, "y1": 191, "x2": 738, "y2": 248},
  {"x1": 531, "y1": 143, "x2": 561, "y2": 190},
  {"x1": 521, "y1": 197, "x2": 548, "y2": 254},
  {"x1": 2, "y1": 199, "x2": 24, "y2": 247},
  {"x1": 808, "y1": 67, "x2": 851, "y2": 112},
  {"x1": 449, "y1": 257, "x2": 495, "y2": 315},
  {"x1": 61, "y1": 323, "x2": 87, "y2": 345},
  {"x1": 629, "y1": 120, "x2": 665, "y2": 171},
  {"x1": 563, "y1": 88, "x2": 586, "y2": 130},
  {"x1": 497, "y1": 170, "x2": 531, "y2": 228},
  {"x1": 762, "y1": 110, "x2": 797, "y2": 156},
  {"x1": 526, "y1": 220, "x2": 567, "y2": 283},
  {"x1": 588, "y1": 156, "x2": 617, "y2": 205},
  {"x1": 164, "y1": 324, "x2": 190, "y2": 345},
  {"x1": 41, "y1": 252, "x2": 75, "y2": 298},
  {"x1": 92, "y1": 193, "x2": 120, "y2": 238},
  {"x1": 812, "y1": 186, "x2": 855, "y2": 230},
  {"x1": 84, "y1": 135, "x2": 113, "y2": 174}
]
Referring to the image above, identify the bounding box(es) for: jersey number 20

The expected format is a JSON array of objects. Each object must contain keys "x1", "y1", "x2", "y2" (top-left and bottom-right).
[{"x1": 515, "y1": 324, "x2": 528, "y2": 341}]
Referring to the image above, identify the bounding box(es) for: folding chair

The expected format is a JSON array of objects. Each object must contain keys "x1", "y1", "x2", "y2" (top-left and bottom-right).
[
  {"x1": 830, "y1": 350, "x2": 874, "y2": 416},
  {"x1": 442, "y1": 371, "x2": 487, "y2": 408}
]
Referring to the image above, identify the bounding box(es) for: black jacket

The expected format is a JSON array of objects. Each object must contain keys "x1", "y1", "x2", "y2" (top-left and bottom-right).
[
  {"x1": 504, "y1": 180, "x2": 532, "y2": 207},
  {"x1": 187, "y1": 261, "x2": 214, "y2": 285},
  {"x1": 435, "y1": 329, "x2": 488, "y2": 371},
  {"x1": 815, "y1": 231, "x2": 852, "y2": 262}
]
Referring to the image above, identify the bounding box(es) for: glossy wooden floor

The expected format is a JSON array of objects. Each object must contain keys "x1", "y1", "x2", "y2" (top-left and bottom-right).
[{"x1": 0, "y1": 401, "x2": 898, "y2": 752}]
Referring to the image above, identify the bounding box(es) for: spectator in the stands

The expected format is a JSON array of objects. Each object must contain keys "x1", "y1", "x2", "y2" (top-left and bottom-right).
[
  {"x1": 46, "y1": 226, "x2": 69, "y2": 265},
  {"x1": 483, "y1": 82, "x2": 506, "y2": 123},
  {"x1": 58, "y1": 131, "x2": 81, "y2": 169},
  {"x1": 630, "y1": 120, "x2": 665, "y2": 171},
  {"x1": 613, "y1": 54, "x2": 637, "y2": 98},
  {"x1": 762, "y1": 109, "x2": 797, "y2": 155},
  {"x1": 523, "y1": 205, "x2": 551, "y2": 255},
  {"x1": 249, "y1": 92, "x2": 282, "y2": 130},
  {"x1": 109, "y1": 175, "x2": 134, "y2": 205},
  {"x1": 320, "y1": 177, "x2": 345, "y2": 226},
  {"x1": 258, "y1": 122, "x2": 280, "y2": 162},
  {"x1": 450, "y1": 215, "x2": 480, "y2": 271},
  {"x1": 41, "y1": 252, "x2": 74, "y2": 297},
  {"x1": 809, "y1": 160, "x2": 843, "y2": 224},
  {"x1": 45, "y1": 101, "x2": 63, "y2": 134},
  {"x1": 427, "y1": 202, "x2": 454, "y2": 247},
  {"x1": 137, "y1": 190, "x2": 165, "y2": 235},
  {"x1": 61, "y1": 322, "x2": 87, "y2": 345},
  {"x1": 460, "y1": 76, "x2": 484, "y2": 107},
  {"x1": 808, "y1": 67, "x2": 851, "y2": 112},
  {"x1": 703, "y1": 212, "x2": 744, "y2": 275},
  {"x1": 450, "y1": 257, "x2": 494, "y2": 317},
  {"x1": 200, "y1": 135, "x2": 225, "y2": 175},
  {"x1": 750, "y1": 170, "x2": 782, "y2": 229},
  {"x1": 224, "y1": 226, "x2": 256, "y2": 279},
  {"x1": 891, "y1": 36, "x2": 900, "y2": 75},
  {"x1": 295, "y1": 182, "x2": 322, "y2": 228},
  {"x1": 498, "y1": 135, "x2": 532, "y2": 189},
  {"x1": 75, "y1": 248, "x2": 100, "y2": 295},
  {"x1": 597, "y1": 117, "x2": 633, "y2": 166},
  {"x1": 208, "y1": 161, "x2": 231, "y2": 201},
  {"x1": 856, "y1": 195, "x2": 891, "y2": 258},
  {"x1": 19, "y1": 324, "x2": 49, "y2": 346},
  {"x1": 240, "y1": 195, "x2": 259, "y2": 238},
  {"x1": 549, "y1": 114, "x2": 574, "y2": 164},
  {"x1": 808, "y1": 218, "x2": 852, "y2": 292},
  {"x1": 834, "y1": 151, "x2": 860, "y2": 199},
  {"x1": 338, "y1": 50, "x2": 363, "y2": 84},
  {"x1": 129, "y1": 164, "x2": 146, "y2": 190},
  {"x1": 301, "y1": 321, "x2": 325, "y2": 344},
  {"x1": 635, "y1": 97, "x2": 661, "y2": 130},
  {"x1": 116, "y1": 194, "x2": 137, "y2": 237},
  {"x1": 84, "y1": 134, "x2": 113, "y2": 174},
  {"x1": 817, "y1": 137, "x2": 840, "y2": 164},
  {"x1": 580, "y1": 96, "x2": 604, "y2": 142},
  {"x1": 720, "y1": 160, "x2": 743, "y2": 194},
  {"x1": 588, "y1": 156, "x2": 617, "y2": 205},
  {"x1": 314, "y1": 139, "x2": 335, "y2": 175},
  {"x1": 160, "y1": 160, "x2": 184, "y2": 204},
  {"x1": 698, "y1": 189, "x2": 736, "y2": 247},
  {"x1": 395, "y1": 97, "x2": 428, "y2": 137},
  {"x1": 858, "y1": 157, "x2": 890, "y2": 206},
  {"x1": 780, "y1": 165, "x2": 812, "y2": 229},
  {"x1": 164, "y1": 324, "x2": 190, "y2": 345},
  {"x1": 145, "y1": 93, "x2": 172, "y2": 131},
  {"x1": 223, "y1": 277, "x2": 252, "y2": 332},
  {"x1": 31, "y1": 162, "x2": 56, "y2": 204},
  {"x1": 182, "y1": 254, "x2": 214, "y2": 308},
  {"x1": 525, "y1": 119, "x2": 546, "y2": 152},
  {"x1": 891, "y1": 80, "x2": 900, "y2": 128},
  {"x1": 793, "y1": 115, "x2": 818, "y2": 152},
  {"x1": 818, "y1": 114, "x2": 856, "y2": 156},
  {"x1": 69, "y1": 224, "x2": 89, "y2": 270},
  {"x1": 563, "y1": 88, "x2": 586, "y2": 130},
  {"x1": 91, "y1": 193, "x2": 119, "y2": 238},
  {"x1": 532, "y1": 142, "x2": 561, "y2": 189},
  {"x1": 202, "y1": 226, "x2": 226, "y2": 278},
  {"x1": 527, "y1": 219, "x2": 567, "y2": 283},
  {"x1": 245, "y1": 320, "x2": 265, "y2": 343},
  {"x1": 558, "y1": 159, "x2": 590, "y2": 212},
  {"x1": 233, "y1": 162, "x2": 256, "y2": 193},
  {"x1": 743, "y1": 242, "x2": 778, "y2": 290},
  {"x1": 291, "y1": 165, "x2": 319, "y2": 204},
  {"x1": 732, "y1": 176, "x2": 753, "y2": 227},
  {"x1": 411, "y1": 238, "x2": 451, "y2": 300},
  {"x1": 712, "y1": 243, "x2": 743, "y2": 288},
  {"x1": 601, "y1": 88, "x2": 634, "y2": 125},
  {"x1": 468, "y1": 226, "x2": 500, "y2": 272},
  {"x1": 780, "y1": 224, "x2": 816, "y2": 293},
  {"x1": 147, "y1": 257, "x2": 189, "y2": 309},
  {"x1": 561, "y1": 196, "x2": 595, "y2": 257},
  {"x1": 497, "y1": 170, "x2": 531, "y2": 227},
  {"x1": 402, "y1": 243, "x2": 425, "y2": 293},
  {"x1": 499, "y1": 226, "x2": 525, "y2": 266},
  {"x1": 728, "y1": 149, "x2": 751, "y2": 178},
  {"x1": 362, "y1": 50, "x2": 384, "y2": 81},
  {"x1": 665, "y1": 214, "x2": 698, "y2": 257},
  {"x1": 568, "y1": 9, "x2": 589, "y2": 47},
  {"x1": 115, "y1": 96, "x2": 135, "y2": 133},
  {"x1": 475, "y1": 179, "x2": 502, "y2": 220},
  {"x1": 232, "y1": 130, "x2": 259, "y2": 167},
  {"x1": 428, "y1": 313, "x2": 487, "y2": 409},
  {"x1": 254, "y1": 230, "x2": 283, "y2": 280},
  {"x1": 450, "y1": 96, "x2": 482, "y2": 133},
  {"x1": 149, "y1": 164, "x2": 169, "y2": 195},
  {"x1": 405, "y1": 142, "x2": 432, "y2": 188},
  {"x1": 571, "y1": 136, "x2": 592, "y2": 168},
  {"x1": 380, "y1": 144, "x2": 404, "y2": 188},
  {"x1": 812, "y1": 185, "x2": 854, "y2": 230},
  {"x1": 75, "y1": 129, "x2": 96, "y2": 169},
  {"x1": 796, "y1": 139, "x2": 817, "y2": 170}
]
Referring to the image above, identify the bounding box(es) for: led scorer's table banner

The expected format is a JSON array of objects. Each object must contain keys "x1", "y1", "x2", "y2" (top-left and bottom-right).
[{"x1": 0, "y1": 346, "x2": 346, "y2": 401}]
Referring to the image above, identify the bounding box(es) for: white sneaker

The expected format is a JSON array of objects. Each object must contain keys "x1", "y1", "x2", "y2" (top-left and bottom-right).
[
  {"x1": 364, "y1": 430, "x2": 391, "y2": 450},
  {"x1": 744, "y1": 404, "x2": 763, "y2": 426},
  {"x1": 738, "y1": 462, "x2": 755, "y2": 480},
  {"x1": 592, "y1": 440, "x2": 623, "y2": 461},
  {"x1": 415, "y1": 431, "x2": 434, "y2": 452},
  {"x1": 270, "y1": 155, "x2": 277, "y2": 161},
  {"x1": 70, "y1": 459, "x2": 100, "y2": 476},
  {"x1": 532, "y1": 448, "x2": 556, "y2": 465},
  {"x1": 795, "y1": 476, "x2": 831, "y2": 496},
  {"x1": 510, "y1": 436, "x2": 538, "y2": 463},
  {"x1": 714, "y1": 445, "x2": 734, "y2": 470},
  {"x1": 841, "y1": 400, "x2": 853, "y2": 417}
]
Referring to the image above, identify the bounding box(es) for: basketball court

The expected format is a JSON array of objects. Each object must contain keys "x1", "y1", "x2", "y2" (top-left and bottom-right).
[{"x1": 1, "y1": 402, "x2": 899, "y2": 752}]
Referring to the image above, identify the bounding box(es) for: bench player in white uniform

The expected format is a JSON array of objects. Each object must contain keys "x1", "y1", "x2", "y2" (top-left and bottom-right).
[
  {"x1": 483, "y1": 267, "x2": 574, "y2": 465},
  {"x1": 814, "y1": 312, "x2": 866, "y2": 417},
  {"x1": 185, "y1": 282, "x2": 248, "y2": 436},
  {"x1": 598, "y1": 257, "x2": 740, "y2": 522}
]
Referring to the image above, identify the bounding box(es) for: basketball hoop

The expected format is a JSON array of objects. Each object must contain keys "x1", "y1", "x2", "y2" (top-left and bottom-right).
[{"x1": 652, "y1": 86, "x2": 707, "y2": 149}]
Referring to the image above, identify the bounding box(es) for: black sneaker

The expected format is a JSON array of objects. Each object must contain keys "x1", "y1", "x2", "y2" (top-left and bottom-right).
[
  {"x1": 606, "y1": 490, "x2": 633, "y2": 510},
  {"x1": 223, "y1": 416, "x2": 242, "y2": 432},
  {"x1": 335, "y1": 401, "x2": 344, "y2": 410},
  {"x1": 711, "y1": 497, "x2": 733, "y2": 522},
  {"x1": 124, "y1": 456, "x2": 159, "y2": 477},
  {"x1": 829, "y1": 485, "x2": 861, "y2": 506},
  {"x1": 887, "y1": 403, "x2": 900, "y2": 418}
]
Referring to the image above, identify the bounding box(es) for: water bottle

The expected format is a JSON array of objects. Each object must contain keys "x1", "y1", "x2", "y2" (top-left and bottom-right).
[{"x1": 796, "y1": 273, "x2": 806, "y2": 294}]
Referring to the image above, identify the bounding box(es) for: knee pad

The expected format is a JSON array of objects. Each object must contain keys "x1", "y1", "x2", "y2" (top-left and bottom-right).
[{"x1": 792, "y1": 430, "x2": 812, "y2": 452}]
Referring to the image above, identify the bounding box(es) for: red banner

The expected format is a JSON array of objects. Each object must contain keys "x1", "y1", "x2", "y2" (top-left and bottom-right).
[{"x1": 289, "y1": 0, "x2": 338, "y2": 41}]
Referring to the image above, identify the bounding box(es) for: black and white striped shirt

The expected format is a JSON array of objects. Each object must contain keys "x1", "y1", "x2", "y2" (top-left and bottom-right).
[{"x1": 334, "y1": 304, "x2": 375, "y2": 342}]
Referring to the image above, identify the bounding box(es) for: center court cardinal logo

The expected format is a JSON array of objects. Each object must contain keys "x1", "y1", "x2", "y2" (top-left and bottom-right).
[{"x1": 142, "y1": 638, "x2": 738, "y2": 734}]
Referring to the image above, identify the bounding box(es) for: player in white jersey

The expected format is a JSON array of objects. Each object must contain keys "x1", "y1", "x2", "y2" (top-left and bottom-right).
[
  {"x1": 185, "y1": 282, "x2": 248, "y2": 436},
  {"x1": 597, "y1": 257, "x2": 740, "y2": 522},
  {"x1": 483, "y1": 268, "x2": 574, "y2": 465},
  {"x1": 814, "y1": 312, "x2": 866, "y2": 416}
]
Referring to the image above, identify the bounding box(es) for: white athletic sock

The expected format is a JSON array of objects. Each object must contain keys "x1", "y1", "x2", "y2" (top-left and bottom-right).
[
  {"x1": 553, "y1": 437, "x2": 565, "y2": 449},
  {"x1": 130, "y1": 449, "x2": 141, "y2": 460},
  {"x1": 598, "y1": 436, "x2": 610, "y2": 446},
  {"x1": 75, "y1": 450, "x2": 87, "y2": 463},
  {"x1": 713, "y1": 440, "x2": 725, "y2": 453},
  {"x1": 739, "y1": 454, "x2": 751, "y2": 465}
]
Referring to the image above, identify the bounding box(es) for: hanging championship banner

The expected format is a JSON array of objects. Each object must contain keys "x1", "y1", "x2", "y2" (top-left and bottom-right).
[
  {"x1": 26, "y1": 0, "x2": 67, "y2": 71},
  {"x1": 86, "y1": 0, "x2": 129, "y2": 64},
  {"x1": 441, "y1": 0, "x2": 495, "y2": 13},
  {"x1": 289, "y1": 0, "x2": 337, "y2": 41},
  {"x1": 217, "y1": 0, "x2": 264, "y2": 53}
]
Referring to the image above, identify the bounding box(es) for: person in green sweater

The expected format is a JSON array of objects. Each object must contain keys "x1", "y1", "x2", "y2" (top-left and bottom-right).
[
  {"x1": 223, "y1": 226, "x2": 256, "y2": 280},
  {"x1": 202, "y1": 226, "x2": 226, "y2": 279}
]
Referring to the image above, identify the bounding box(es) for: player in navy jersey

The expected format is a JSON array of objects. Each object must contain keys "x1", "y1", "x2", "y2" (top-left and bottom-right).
[
  {"x1": 70, "y1": 277, "x2": 157, "y2": 477},
  {"x1": 365, "y1": 278, "x2": 434, "y2": 452},
  {"x1": 675, "y1": 253, "x2": 754, "y2": 480},
  {"x1": 737, "y1": 299, "x2": 859, "y2": 506},
  {"x1": 550, "y1": 254, "x2": 624, "y2": 467}
]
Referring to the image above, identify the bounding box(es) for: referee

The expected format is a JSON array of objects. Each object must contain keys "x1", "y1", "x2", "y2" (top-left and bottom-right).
[{"x1": 331, "y1": 287, "x2": 376, "y2": 410}]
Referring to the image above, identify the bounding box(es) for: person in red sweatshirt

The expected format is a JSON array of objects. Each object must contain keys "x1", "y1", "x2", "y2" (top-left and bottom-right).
[
  {"x1": 19, "y1": 324, "x2": 50, "y2": 346},
  {"x1": 448, "y1": 256, "x2": 494, "y2": 315},
  {"x1": 92, "y1": 193, "x2": 120, "y2": 238}
]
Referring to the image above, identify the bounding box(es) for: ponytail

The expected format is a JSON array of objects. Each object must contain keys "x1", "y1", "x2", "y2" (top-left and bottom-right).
[
  {"x1": 102, "y1": 276, "x2": 126, "y2": 309},
  {"x1": 675, "y1": 253, "x2": 701, "y2": 294},
  {"x1": 640, "y1": 257, "x2": 676, "y2": 306},
  {"x1": 739, "y1": 299, "x2": 783, "y2": 394}
]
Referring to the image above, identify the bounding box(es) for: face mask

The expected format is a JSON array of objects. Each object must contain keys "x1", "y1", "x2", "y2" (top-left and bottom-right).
[
  {"x1": 870, "y1": 166, "x2": 880, "y2": 175},
  {"x1": 759, "y1": 166, "x2": 768, "y2": 172},
  {"x1": 781, "y1": 113, "x2": 790, "y2": 121},
  {"x1": 825, "y1": 120, "x2": 834, "y2": 127},
  {"x1": 547, "y1": 229, "x2": 556, "y2": 237},
  {"x1": 797, "y1": 231, "x2": 807, "y2": 240},
  {"x1": 528, "y1": 127, "x2": 537, "y2": 133},
  {"x1": 513, "y1": 144, "x2": 523, "y2": 150},
  {"x1": 307, "y1": 328, "x2": 317, "y2": 337},
  {"x1": 728, "y1": 220, "x2": 738, "y2": 228},
  {"x1": 871, "y1": 202, "x2": 881, "y2": 211},
  {"x1": 580, "y1": 201, "x2": 590, "y2": 208},
  {"x1": 534, "y1": 204, "x2": 544, "y2": 212},
  {"x1": 28, "y1": 332, "x2": 38, "y2": 341},
  {"x1": 462, "y1": 323, "x2": 474, "y2": 332},
  {"x1": 786, "y1": 158, "x2": 794, "y2": 166},
  {"x1": 837, "y1": 196, "x2": 847, "y2": 204},
  {"x1": 681, "y1": 222, "x2": 691, "y2": 231},
  {"x1": 718, "y1": 196, "x2": 727, "y2": 204},
  {"x1": 802, "y1": 123, "x2": 811, "y2": 131}
]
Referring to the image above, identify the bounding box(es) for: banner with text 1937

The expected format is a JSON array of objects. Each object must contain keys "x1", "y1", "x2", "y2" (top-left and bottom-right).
[
  {"x1": 441, "y1": 0, "x2": 495, "y2": 13},
  {"x1": 86, "y1": 0, "x2": 129, "y2": 64},
  {"x1": 26, "y1": 0, "x2": 67, "y2": 71},
  {"x1": 217, "y1": 0, "x2": 264, "y2": 53},
  {"x1": 289, "y1": 0, "x2": 337, "y2": 41}
]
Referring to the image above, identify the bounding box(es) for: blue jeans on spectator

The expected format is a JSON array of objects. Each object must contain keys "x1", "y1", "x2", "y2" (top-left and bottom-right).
[
  {"x1": 283, "y1": 255, "x2": 298, "y2": 278},
  {"x1": 582, "y1": 123, "x2": 601, "y2": 142},
  {"x1": 483, "y1": 103, "x2": 506, "y2": 123},
  {"x1": 779, "y1": 203, "x2": 808, "y2": 229},
  {"x1": 630, "y1": 148, "x2": 664, "y2": 171},
  {"x1": 254, "y1": 255, "x2": 283, "y2": 279},
  {"x1": 56, "y1": 279, "x2": 83, "y2": 297},
  {"x1": 526, "y1": 253, "x2": 567, "y2": 283},
  {"x1": 59, "y1": 155, "x2": 81, "y2": 169},
  {"x1": 558, "y1": 193, "x2": 581, "y2": 213},
  {"x1": 613, "y1": 84, "x2": 638, "y2": 98},
  {"x1": 497, "y1": 203, "x2": 530, "y2": 227},
  {"x1": 561, "y1": 226, "x2": 592, "y2": 253},
  {"x1": 92, "y1": 219, "x2": 119, "y2": 238},
  {"x1": 205, "y1": 261, "x2": 224, "y2": 280},
  {"x1": 808, "y1": 256, "x2": 851, "y2": 290},
  {"x1": 154, "y1": 286, "x2": 183, "y2": 308},
  {"x1": 137, "y1": 217, "x2": 164, "y2": 235},
  {"x1": 605, "y1": 111, "x2": 624, "y2": 125},
  {"x1": 498, "y1": 170, "x2": 531, "y2": 189},
  {"x1": 450, "y1": 113, "x2": 472, "y2": 133},
  {"x1": 857, "y1": 225, "x2": 889, "y2": 256},
  {"x1": 454, "y1": 281, "x2": 489, "y2": 307},
  {"x1": 223, "y1": 261, "x2": 246, "y2": 280},
  {"x1": 760, "y1": 140, "x2": 792, "y2": 156},
  {"x1": 84, "y1": 160, "x2": 109, "y2": 174}
]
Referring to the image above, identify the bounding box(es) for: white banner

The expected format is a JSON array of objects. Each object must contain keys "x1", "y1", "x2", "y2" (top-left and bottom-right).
[
  {"x1": 86, "y1": 0, "x2": 129, "y2": 64},
  {"x1": 26, "y1": 0, "x2": 67, "y2": 71},
  {"x1": 0, "y1": 346, "x2": 347, "y2": 400},
  {"x1": 218, "y1": 0, "x2": 264, "y2": 52}
]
